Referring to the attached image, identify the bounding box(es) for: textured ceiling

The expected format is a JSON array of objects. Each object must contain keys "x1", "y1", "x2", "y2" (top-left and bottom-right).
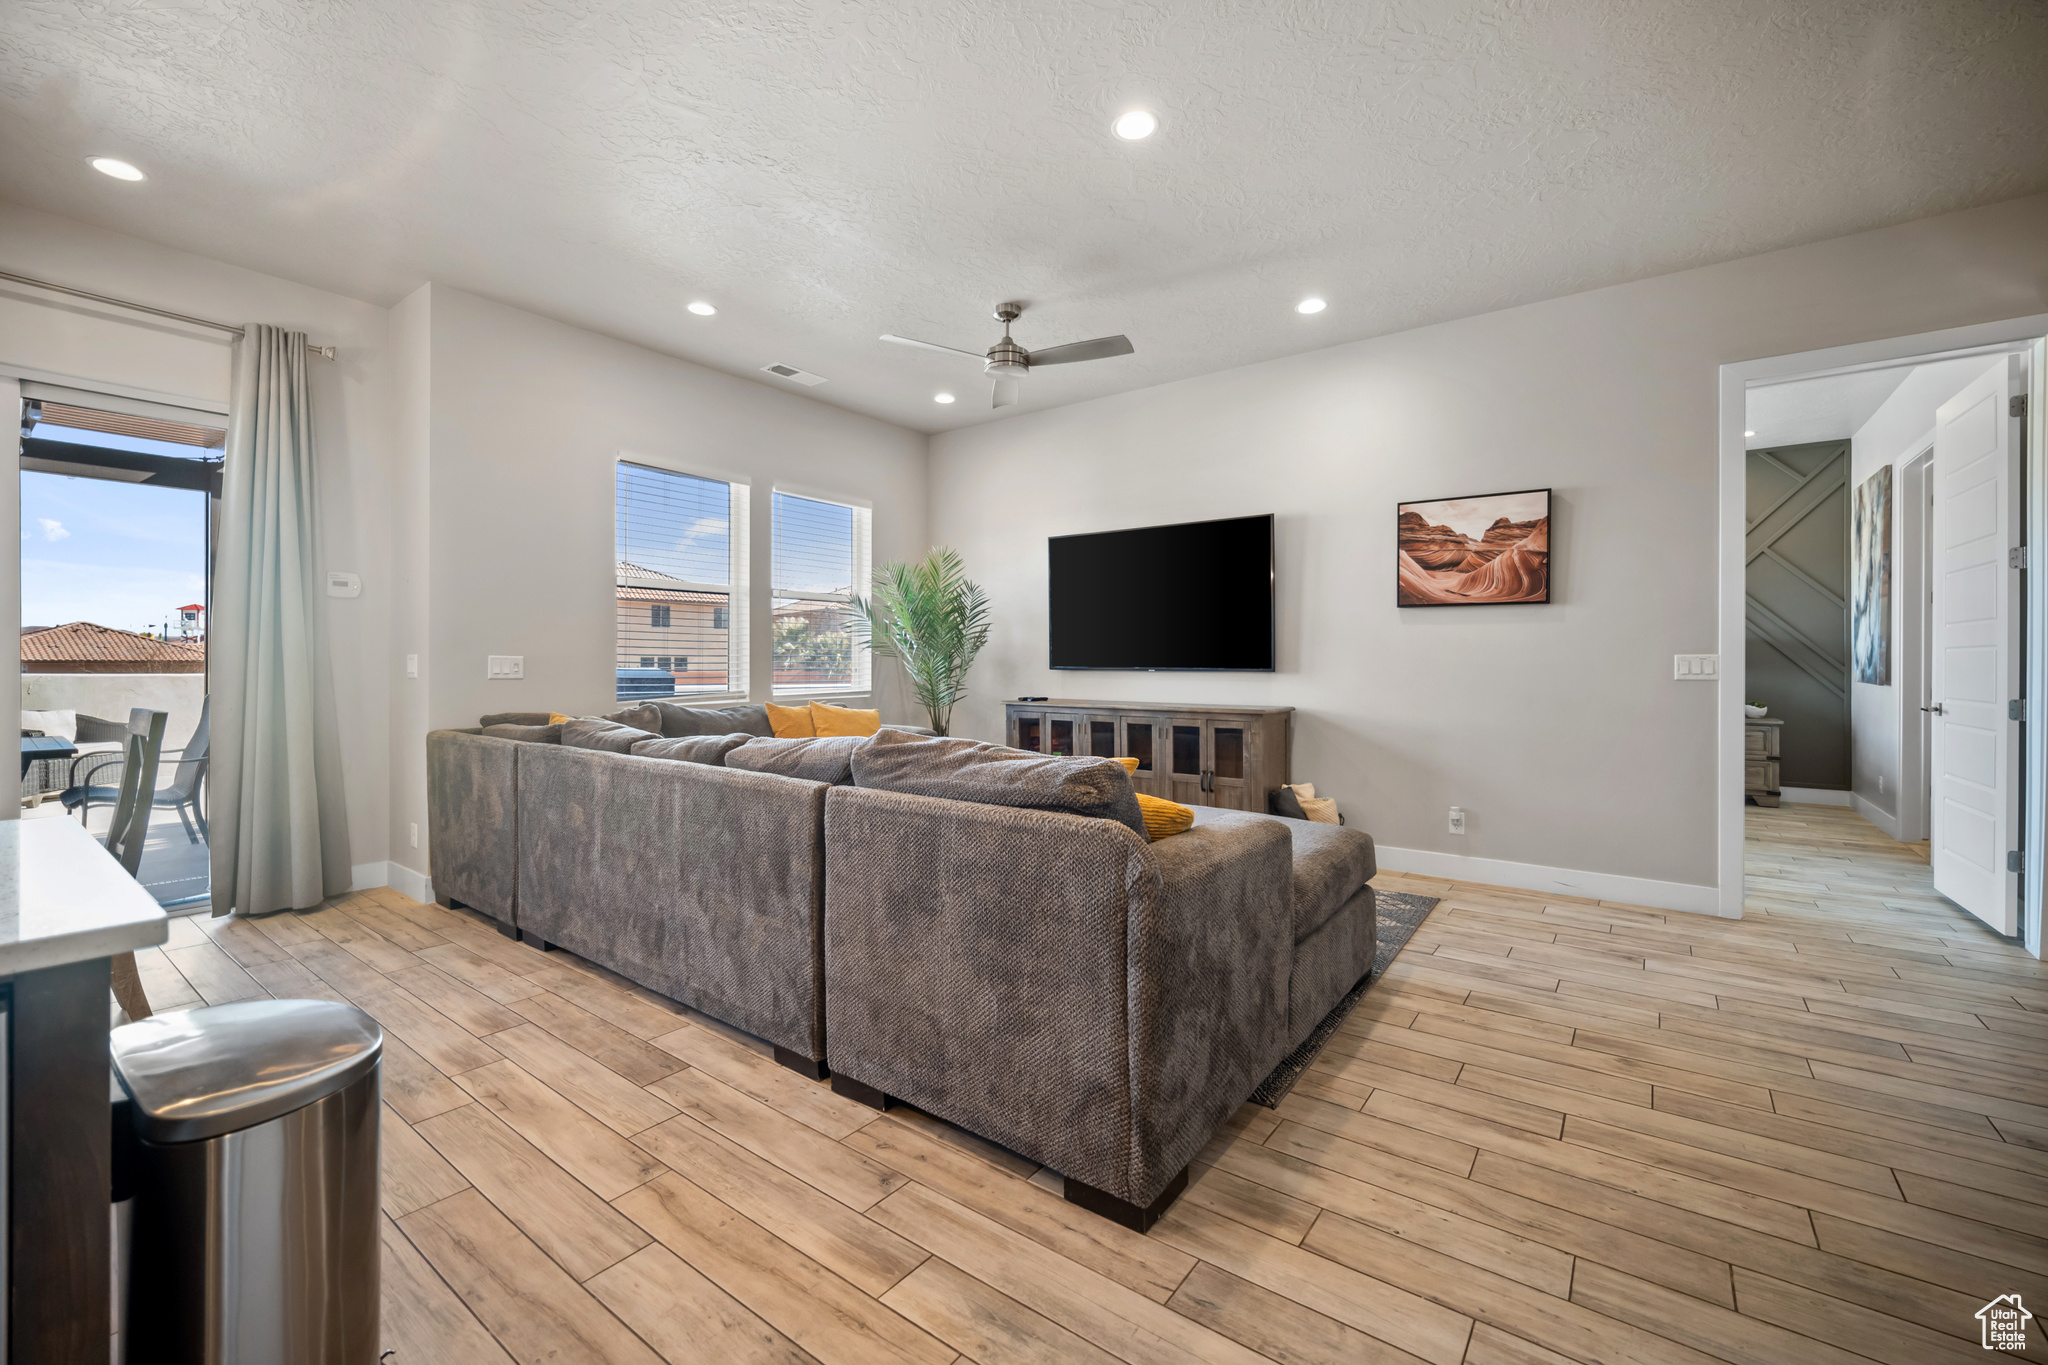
[{"x1": 4, "y1": 1, "x2": 2047, "y2": 433}]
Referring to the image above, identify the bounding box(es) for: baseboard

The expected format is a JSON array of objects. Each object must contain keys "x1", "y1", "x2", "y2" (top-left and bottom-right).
[
  {"x1": 1781, "y1": 787, "x2": 1853, "y2": 808},
  {"x1": 384, "y1": 861, "x2": 433, "y2": 903},
  {"x1": 349, "y1": 861, "x2": 388, "y2": 892},
  {"x1": 1849, "y1": 792, "x2": 1905, "y2": 841},
  {"x1": 1374, "y1": 845, "x2": 1726, "y2": 917}
]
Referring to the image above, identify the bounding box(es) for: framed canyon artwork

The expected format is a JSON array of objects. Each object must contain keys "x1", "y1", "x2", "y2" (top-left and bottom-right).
[
  {"x1": 1851, "y1": 464, "x2": 1891, "y2": 685},
  {"x1": 1398, "y1": 488, "x2": 1551, "y2": 607}
]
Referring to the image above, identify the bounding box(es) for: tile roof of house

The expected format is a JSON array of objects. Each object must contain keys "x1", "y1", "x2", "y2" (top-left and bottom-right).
[{"x1": 21, "y1": 621, "x2": 207, "y2": 672}]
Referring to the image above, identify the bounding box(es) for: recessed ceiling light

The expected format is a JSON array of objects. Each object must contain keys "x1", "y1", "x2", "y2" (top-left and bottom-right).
[
  {"x1": 1296, "y1": 297, "x2": 1326, "y2": 314},
  {"x1": 1745, "y1": 430, "x2": 1756, "y2": 438},
  {"x1": 687, "y1": 301, "x2": 717, "y2": 316},
  {"x1": 1112, "y1": 110, "x2": 1158, "y2": 141},
  {"x1": 934, "y1": 393, "x2": 956, "y2": 405},
  {"x1": 89, "y1": 157, "x2": 146, "y2": 181}
]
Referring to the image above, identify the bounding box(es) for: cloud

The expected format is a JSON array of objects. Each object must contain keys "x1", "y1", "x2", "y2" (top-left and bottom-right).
[{"x1": 37, "y1": 518, "x2": 70, "y2": 542}]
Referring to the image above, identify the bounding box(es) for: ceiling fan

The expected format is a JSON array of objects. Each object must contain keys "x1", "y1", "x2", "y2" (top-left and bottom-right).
[{"x1": 880, "y1": 302, "x2": 1134, "y2": 409}]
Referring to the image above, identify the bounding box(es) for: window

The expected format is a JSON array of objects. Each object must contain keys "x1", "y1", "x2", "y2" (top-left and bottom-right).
[
  {"x1": 772, "y1": 490, "x2": 870, "y2": 695},
  {"x1": 617, "y1": 462, "x2": 747, "y2": 699}
]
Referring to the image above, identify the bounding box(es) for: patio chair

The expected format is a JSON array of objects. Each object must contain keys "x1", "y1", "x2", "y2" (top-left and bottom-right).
[
  {"x1": 157, "y1": 698, "x2": 210, "y2": 842},
  {"x1": 60, "y1": 709, "x2": 168, "y2": 876}
]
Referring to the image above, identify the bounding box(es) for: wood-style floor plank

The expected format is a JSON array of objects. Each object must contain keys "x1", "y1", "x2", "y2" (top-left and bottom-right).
[{"x1": 130, "y1": 803, "x2": 2046, "y2": 1365}]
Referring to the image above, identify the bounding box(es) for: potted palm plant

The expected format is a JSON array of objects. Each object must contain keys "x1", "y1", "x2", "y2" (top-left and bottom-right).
[{"x1": 846, "y1": 547, "x2": 991, "y2": 737}]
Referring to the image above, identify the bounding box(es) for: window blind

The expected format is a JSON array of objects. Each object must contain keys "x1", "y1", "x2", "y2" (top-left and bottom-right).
[
  {"x1": 617, "y1": 462, "x2": 744, "y2": 699},
  {"x1": 772, "y1": 491, "x2": 869, "y2": 694}
]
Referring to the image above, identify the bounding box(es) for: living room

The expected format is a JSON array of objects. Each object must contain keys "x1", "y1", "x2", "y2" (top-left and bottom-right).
[{"x1": 4, "y1": 3, "x2": 2048, "y2": 1363}]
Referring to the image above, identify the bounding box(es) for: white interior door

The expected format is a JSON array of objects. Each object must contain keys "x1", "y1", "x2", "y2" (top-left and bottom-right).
[{"x1": 1930, "y1": 362, "x2": 2020, "y2": 933}]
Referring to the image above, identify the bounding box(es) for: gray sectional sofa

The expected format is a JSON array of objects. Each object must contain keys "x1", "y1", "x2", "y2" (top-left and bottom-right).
[{"x1": 425, "y1": 707, "x2": 1377, "y2": 1229}]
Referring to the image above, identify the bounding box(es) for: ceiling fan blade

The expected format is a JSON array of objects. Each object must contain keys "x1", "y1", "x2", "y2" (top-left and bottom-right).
[
  {"x1": 992, "y1": 379, "x2": 1019, "y2": 409},
  {"x1": 1025, "y1": 334, "x2": 1134, "y2": 367},
  {"x1": 879, "y1": 334, "x2": 987, "y2": 362}
]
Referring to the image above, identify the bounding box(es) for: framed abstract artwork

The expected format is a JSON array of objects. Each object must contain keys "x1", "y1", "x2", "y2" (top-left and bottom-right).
[
  {"x1": 1852, "y1": 464, "x2": 1892, "y2": 685},
  {"x1": 1398, "y1": 488, "x2": 1551, "y2": 606}
]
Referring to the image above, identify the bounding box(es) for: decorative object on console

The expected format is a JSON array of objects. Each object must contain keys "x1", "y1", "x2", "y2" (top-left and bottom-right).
[
  {"x1": 847, "y1": 547, "x2": 991, "y2": 736},
  {"x1": 1852, "y1": 464, "x2": 1892, "y2": 685},
  {"x1": 1744, "y1": 703, "x2": 1768, "y2": 718},
  {"x1": 1398, "y1": 487, "x2": 1550, "y2": 606}
]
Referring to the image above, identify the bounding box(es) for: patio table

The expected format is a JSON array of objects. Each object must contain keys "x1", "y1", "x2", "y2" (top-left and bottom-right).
[{"x1": 21, "y1": 735, "x2": 77, "y2": 781}]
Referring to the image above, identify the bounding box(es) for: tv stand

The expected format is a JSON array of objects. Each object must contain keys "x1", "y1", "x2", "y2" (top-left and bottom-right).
[{"x1": 1004, "y1": 700, "x2": 1291, "y2": 812}]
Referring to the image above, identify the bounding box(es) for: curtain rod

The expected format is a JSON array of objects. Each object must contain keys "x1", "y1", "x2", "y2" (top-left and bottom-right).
[{"x1": 0, "y1": 268, "x2": 335, "y2": 360}]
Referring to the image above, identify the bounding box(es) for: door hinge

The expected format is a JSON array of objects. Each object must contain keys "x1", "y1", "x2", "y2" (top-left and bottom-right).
[
  {"x1": 2009, "y1": 850, "x2": 2024, "y2": 874},
  {"x1": 2012, "y1": 546, "x2": 2027, "y2": 570},
  {"x1": 2012, "y1": 699, "x2": 2025, "y2": 721},
  {"x1": 2013, "y1": 395, "x2": 2028, "y2": 418}
]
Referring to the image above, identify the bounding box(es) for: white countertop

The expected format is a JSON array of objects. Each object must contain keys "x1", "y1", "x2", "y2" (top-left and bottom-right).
[{"x1": 0, "y1": 816, "x2": 168, "y2": 977}]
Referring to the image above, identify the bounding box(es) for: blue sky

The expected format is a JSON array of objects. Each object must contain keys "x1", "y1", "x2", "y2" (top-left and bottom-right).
[{"x1": 21, "y1": 427, "x2": 208, "y2": 634}]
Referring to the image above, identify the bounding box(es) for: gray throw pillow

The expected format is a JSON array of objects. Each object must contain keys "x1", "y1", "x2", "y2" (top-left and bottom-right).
[
  {"x1": 630, "y1": 733, "x2": 755, "y2": 766},
  {"x1": 726, "y1": 736, "x2": 864, "y2": 784},
  {"x1": 481, "y1": 722, "x2": 562, "y2": 744},
  {"x1": 561, "y1": 717, "x2": 658, "y2": 753},
  {"x1": 479, "y1": 711, "x2": 556, "y2": 728},
  {"x1": 599, "y1": 702, "x2": 665, "y2": 733},
  {"x1": 851, "y1": 730, "x2": 1149, "y2": 841},
  {"x1": 653, "y1": 701, "x2": 774, "y2": 739}
]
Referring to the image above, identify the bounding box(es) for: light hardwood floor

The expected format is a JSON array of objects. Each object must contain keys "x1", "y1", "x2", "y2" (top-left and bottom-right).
[{"x1": 137, "y1": 802, "x2": 2048, "y2": 1363}]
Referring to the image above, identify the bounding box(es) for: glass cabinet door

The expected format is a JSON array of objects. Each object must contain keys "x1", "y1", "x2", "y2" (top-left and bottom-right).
[
  {"x1": 1207, "y1": 723, "x2": 1251, "y2": 810},
  {"x1": 1048, "y1": 717, "x2": 1075, "y2": 755},
  {"x1": 1012, "y1": 714, "x2": 1042, "y2": 752}
]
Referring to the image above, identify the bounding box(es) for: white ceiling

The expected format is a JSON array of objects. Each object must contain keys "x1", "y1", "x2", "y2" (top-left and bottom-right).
[
  {"x1": 1745, "y1": 368, "x2": 1912, "y2": 450},
  {"x1": 3, "y1": 1, "x2": 2046, "y2": 434}
]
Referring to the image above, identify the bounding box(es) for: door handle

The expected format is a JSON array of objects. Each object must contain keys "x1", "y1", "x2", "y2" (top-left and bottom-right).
[{"x1": 1922, "y1": 704, "x2": 1945, "y2": 714}]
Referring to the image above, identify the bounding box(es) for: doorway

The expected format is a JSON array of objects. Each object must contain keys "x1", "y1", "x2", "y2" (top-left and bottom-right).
[
  {"x1": 1718, "y1": 318, "x2": 2047, "y2": 956},
  {"x1": 17, "y1": 387, "x2": 219, "y2": 909}
]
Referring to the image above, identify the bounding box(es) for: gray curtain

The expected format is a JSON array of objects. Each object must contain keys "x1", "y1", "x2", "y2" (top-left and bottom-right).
[{"x1": 210, "y1": 325, "x2": 353, "y2": 915}]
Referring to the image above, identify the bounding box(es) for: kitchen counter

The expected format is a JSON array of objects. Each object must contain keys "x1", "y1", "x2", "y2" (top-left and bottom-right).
[
  {"x1": 0, "y1": 815, "x2": 167, "y2": 975},
  {"x1": 3, "y1": 812, "x2": 169, "y2": 1364}
]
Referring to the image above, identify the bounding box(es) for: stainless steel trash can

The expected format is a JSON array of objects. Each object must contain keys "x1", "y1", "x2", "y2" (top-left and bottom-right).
[{"x1": 111, "y1": 998, "x2": 383, "y2": 1365}]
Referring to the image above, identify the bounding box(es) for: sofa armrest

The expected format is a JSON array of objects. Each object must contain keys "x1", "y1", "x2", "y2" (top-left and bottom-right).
[{"x1": 1128, "y1": 816, "x2": 1293, "y2": 1199}]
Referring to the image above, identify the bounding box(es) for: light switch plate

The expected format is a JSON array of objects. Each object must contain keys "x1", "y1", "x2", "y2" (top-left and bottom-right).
[
  {"x1": 1673, "y1": 653, "x2": 1719, "y2": 680},
  {"x1": 405, "y1": 654, "x2": 418, "y2": 679},
  {"x1": 487, "y1": 655, "x2": 524, "y2": 680},
  {"x1": 326, "y1": 570, "x2": 362, "y2": 598}
]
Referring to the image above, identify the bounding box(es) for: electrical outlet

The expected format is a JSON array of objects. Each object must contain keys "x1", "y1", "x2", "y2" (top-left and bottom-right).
[
  {"x1": 487, "y1": 655, "x2": 524, "y2": 680},
  {"x1": 405, "y1": 653, "x2": 418, "y2": 679},
  {"x1": 410, "y1": 822, "x2": 419, "y2": 849},
  {"x1": 1448, "y1": 806, "x2": 1466, "y2": 836},
  {"x1": 1878, "y1": 774, "x2": 1885, "y2": 794}
]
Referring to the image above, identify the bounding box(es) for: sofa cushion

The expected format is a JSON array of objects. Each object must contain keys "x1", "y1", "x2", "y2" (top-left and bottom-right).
[
  {"x1": 481, "y1": 722, "x2": 562, "y2": 743},
  {"x1": 1188, "y1": 807, "x2": 1375, "y2": 941},
  {"x1": 561, "y1": 717, "x2": 659, "y2": 753},
  {"x1": 727, "y1": 736, "x2": 864, "y2": 784},
  {"x1": 653, "y1": 702, "x2": 773, "y2": 739},
  {"x1": 599, "y1": 702, "x2": 666, "y2": 733},
  {"x1": 480, "y1": 710, "x2": 555, "y2": 728},
  {"x1": 809, "y1": 701, "x2": 882, "y2": 736},
  {"x1": 630, "y1": 733, "x2": 755, "y2": 766},
  {"x1": 850, "y1": 730, "x2": 1148, "y2": 841},
  {"x1": 764, "y1": 701, "x2": 817, "y2": 738}
]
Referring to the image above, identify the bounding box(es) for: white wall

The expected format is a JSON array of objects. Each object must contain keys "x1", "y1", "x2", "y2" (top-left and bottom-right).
[
  {"x1": 1847, "y1": 356, "x2": 2009, "y2": 837},
  {"x1": 0, "y1": 201, "x2": 394, "y2": 873},
  {"x1": 381, "y1": 284, "x2": 929, "y2": 886},
  {"x1": 930, "y1": 193, "x2": 2048, "y2": 909}
]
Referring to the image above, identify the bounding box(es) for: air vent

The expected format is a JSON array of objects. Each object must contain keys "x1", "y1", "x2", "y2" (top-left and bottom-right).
[{"x1": 761, "y1": 363, "x2": 828, "y2": 386}]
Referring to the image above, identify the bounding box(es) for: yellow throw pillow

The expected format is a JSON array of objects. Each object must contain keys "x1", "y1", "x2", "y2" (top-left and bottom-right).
[
  {"x1": 764, "y1": 701, "x2": 817, "y2": 738},
  {"x1": 1135, "y1": 793, "x2": 1194, "y2": 839},
  {"x1": 809, "y1": 701, "x2": 882, "y2": 737},
  {"x1": 547, "y1": 713, "x2": 573, "y2": 725},
  {"x1": 1116, "y1": 756, "x2": 1140, "y2": 774}
]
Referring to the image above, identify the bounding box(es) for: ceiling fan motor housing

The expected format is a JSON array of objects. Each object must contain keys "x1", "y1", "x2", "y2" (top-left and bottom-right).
[{"x1": 984, "y1": 337, "x2": 1029, "y2": 377}]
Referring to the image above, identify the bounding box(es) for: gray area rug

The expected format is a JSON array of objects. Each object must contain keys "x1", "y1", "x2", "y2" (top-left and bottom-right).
[{"x1": 1247, "y1": 890, "x2": 1441, "y2": 1108}]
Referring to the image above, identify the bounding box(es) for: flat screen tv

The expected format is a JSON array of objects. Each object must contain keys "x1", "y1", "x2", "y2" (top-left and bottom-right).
[{"x1": 1049, "y1": 514, "x2": 1274, "y2": 671}]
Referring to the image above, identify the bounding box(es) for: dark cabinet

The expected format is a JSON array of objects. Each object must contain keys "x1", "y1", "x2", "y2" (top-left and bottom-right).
[{"x1": 1004, "y1": 701, "x2": 1291, "y2": 811}]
